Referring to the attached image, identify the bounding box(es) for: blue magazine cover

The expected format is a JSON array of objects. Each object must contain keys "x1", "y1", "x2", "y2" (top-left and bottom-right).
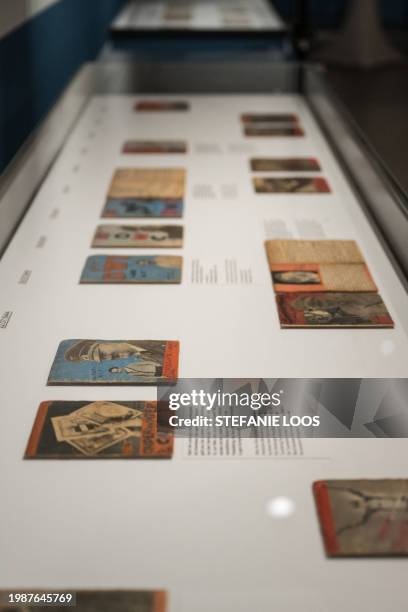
[
  {"x1": 80, "y1": 255, "x2": 182, "y2": 284},
  {"x1": 103, "y1": 198, "x2": 183, "y2": 218},
  {"x1": 47, "y1": 339, "x2": 180, "y2": 384}
]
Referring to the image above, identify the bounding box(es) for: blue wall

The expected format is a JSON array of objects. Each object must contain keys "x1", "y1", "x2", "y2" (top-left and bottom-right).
[{"x1": 0, "y1": 0, "x2": 125, "y2": 174}]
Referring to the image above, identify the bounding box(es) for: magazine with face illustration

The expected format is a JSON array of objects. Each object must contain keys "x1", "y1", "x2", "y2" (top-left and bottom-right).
[{"x1": 47, "y1": 340, "x2": 180, "y2": 384}]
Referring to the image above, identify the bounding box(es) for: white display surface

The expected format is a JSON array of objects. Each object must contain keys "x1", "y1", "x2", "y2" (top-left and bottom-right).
[
  {"x1": 113, "y1": 0, "x2": 285, "y2": 32},
  {"x1": 1, "y1": 94, "x2": 408, "y2": 610}
]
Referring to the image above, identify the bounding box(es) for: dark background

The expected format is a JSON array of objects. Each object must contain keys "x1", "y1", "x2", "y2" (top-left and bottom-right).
[{"x1": 1, "y1": 0, "x2": 407, "y2": 192}]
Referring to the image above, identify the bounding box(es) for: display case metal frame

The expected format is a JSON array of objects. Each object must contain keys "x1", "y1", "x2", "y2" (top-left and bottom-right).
[{"x1": 1, "y1": 61, "x2": 407, "y2": 287}]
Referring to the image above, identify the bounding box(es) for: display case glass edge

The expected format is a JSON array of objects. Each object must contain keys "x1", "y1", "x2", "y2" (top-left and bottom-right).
[
  {"x1": 304, "y1": 64, "x2": 408, "y2": 290},
  {"x1": 91, "y1": 60, "x2": 300, "y2": 95},
  {"x1": 0, "y1": 63, "x2": 94, "y2": 257}
]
